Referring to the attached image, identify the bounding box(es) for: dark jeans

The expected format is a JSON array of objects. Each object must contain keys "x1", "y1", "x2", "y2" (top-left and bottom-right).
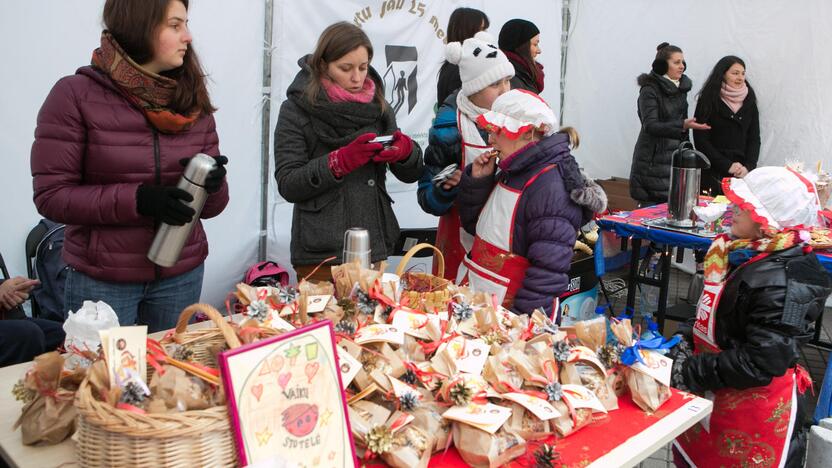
[{"x1": 0, "y1": 318, "x2": 65, "y2": 367}]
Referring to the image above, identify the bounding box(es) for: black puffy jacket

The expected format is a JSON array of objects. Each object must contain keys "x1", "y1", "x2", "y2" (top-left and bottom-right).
[
  {"x1": 677, "y1": 246, "x2": 830, "y2": 467},
  {"x1": 629, "y1": 72, "x2": 692, "y2": 204},
  {"x1": 681, "y1": 246, "x2": 830, "y2": 392}
]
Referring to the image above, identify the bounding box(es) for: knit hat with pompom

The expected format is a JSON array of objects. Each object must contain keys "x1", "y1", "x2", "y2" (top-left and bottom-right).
[{"x1": 445, "y1": 31, "x2": 515, "y2": 97}]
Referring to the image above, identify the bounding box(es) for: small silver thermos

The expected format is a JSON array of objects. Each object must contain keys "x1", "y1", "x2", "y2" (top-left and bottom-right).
[
  {"x1": 667, "y1": 142, "x2": 711, "y2": 228},
  {"x1": 343, "y1": 228, "x2": 371, "y2": 268},
  {"x1": 147, "y1": 153, "x2": 217, "y2": 267}
]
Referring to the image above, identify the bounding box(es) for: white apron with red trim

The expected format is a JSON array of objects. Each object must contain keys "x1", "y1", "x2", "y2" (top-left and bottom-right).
[
  {"x1": 675, "y1": 252, "x2": 803, "y2": 468},
  {"x1": 461, "y1": 165, "x2": 557, "y2": 308},
  {"x1": 434, "y1": 110, "x2": 490, "y2": 282}
]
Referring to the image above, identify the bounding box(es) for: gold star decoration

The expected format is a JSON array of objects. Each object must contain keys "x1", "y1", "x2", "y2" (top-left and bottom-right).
[{"x1": 319, "y1": 408, "x2": 333, "y2": 427}]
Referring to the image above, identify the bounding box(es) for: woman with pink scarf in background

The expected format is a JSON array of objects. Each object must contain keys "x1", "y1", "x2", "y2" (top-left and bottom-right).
[{"x1": 693, "y1": 56, "x2": 761, "y2": 195}]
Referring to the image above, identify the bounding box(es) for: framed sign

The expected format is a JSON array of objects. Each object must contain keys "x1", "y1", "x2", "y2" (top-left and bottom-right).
[{"x1": 219, "y1": 321, "x2": 356, "y2": 467}]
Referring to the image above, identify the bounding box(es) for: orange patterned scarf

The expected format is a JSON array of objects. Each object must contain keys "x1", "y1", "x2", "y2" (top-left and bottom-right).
[
  {"x1": 703, "y1": 231, "x2": 801, "y2": 284},
  {"x1": 91, "y1": 31, "x2": 200, "y2": 133}
]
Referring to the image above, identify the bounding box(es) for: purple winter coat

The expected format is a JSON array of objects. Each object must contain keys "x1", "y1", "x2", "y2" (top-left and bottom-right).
[
  {"x1": 30, "y1": 66, "x2": 229, "y2": 283},
  {"x1": 457, "y1": 132, "x2": 588, "y2": 315}
]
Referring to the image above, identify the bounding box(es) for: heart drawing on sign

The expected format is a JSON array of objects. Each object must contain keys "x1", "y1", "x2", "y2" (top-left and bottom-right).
[
  {"x1": 278, "y1": 372, "x2": 292, "y2": 390},
  {"x1": 305, "y1": 362, "x2": 320, "y2": 383},
  {"x1": 251, "y1": 383, "x2": 264, "y2": 402}
]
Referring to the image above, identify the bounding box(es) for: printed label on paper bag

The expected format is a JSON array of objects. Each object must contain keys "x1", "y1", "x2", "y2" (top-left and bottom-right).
[
  {"x1": 561, "y1": 384, "x2": 608, "y2": 413},
  {"x1": 391, "y1": 310, "x2": 440, "y2": 339},
  {"x1": 336, "y1": 346, "x2": 361, "y2": 389},
  {"x1": 444, "y1": 337, "x2": 490, "y2": 375},
  {"x1": 442, "y1": 403, "x2": 512, "y2": 434},
  {"x1": 306, "y1": 295, "x2": 331, "y2": 314},
  {"x1": 101, "y1": 326, "x2": 148, "y2": 387},
  {"x1": 354, "y1": 324, "x2": 405, "y2": 346},
  {"x1": 502, "y1": 392, "x2": 561, "y2": 420},
  {"x1": 631, "y1": 350, "x2": 673, "y2": 387},
  {"x1": 569, "y1": 345, "x2": 608, "y2": 374}
]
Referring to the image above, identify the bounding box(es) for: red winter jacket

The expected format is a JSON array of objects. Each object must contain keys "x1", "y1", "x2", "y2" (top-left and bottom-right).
[{"x1": 30, "y1": 66, "x2": 229, "y2": 283}]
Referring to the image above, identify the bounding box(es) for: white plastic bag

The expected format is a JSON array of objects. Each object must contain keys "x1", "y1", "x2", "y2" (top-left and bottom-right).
[{"x1": 63, "y1": 300, "x2": 120, "y2": 367}]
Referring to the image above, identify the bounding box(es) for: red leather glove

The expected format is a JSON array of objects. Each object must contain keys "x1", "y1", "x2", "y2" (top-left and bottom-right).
[
  {"x1": 328, "y1": 133, "x2": 382, "y2": 178},
  {"x1": 374, "y1": 130, "x2": 413, "y2": 163}
]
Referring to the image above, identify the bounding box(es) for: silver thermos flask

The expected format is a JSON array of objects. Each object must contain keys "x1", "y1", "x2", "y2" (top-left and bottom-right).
[
  {"x1": 667, "y1": 141, "x2": 711, "y2": 228},
  {"x1": 343, "y1": 228, "x2": 371, "y2": 268},
  {"x1": 147, "y1": 153, "x2": 217, "y2": 267}
]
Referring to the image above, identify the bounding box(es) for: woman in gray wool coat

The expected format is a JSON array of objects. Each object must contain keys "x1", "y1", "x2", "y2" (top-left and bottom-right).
[{"x1": 274, "y1": 22, "x2": 423, "y2": 281}]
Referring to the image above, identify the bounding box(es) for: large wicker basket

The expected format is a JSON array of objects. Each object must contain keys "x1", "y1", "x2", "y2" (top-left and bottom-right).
[
  {"x1": 74, "y1": 304, "x2": 241, "y2": 467},
  {"x1": 396, "y1": 243, "x2": 455, "y2": 312}
]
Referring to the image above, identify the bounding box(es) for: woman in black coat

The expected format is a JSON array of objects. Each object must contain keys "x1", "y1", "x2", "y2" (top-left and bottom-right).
[
  {"x1": 693, "y1": 56, "x2": 760, "y2": 195},
  {"x1": 629, "y1": 43, "x2": 710, "y2": 205},
  {"x1": 498, "y1": 19, "x2": 544, "y2": 94}
]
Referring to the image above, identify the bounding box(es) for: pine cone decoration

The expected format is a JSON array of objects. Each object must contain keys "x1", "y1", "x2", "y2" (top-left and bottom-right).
[
  {"x1": 597, "y1": 343, "x2": 622, "y2": 369},
  {"x1": 533, "y1": 443, "x2": 560, "y2": 468},
  {"x1": 553, "y1": 340, "x2": 572, "y2": 363},
  {"x1": 172, "y1": 344, "x2": 194, "y2": 362},
  {"x1": 451, "y1": 301, "x2": 474, "y2": 322},
  {"x1": 379, "y1": 305, "x2": 393, "y2": 323},
  {"x1": 277, "y1": 285, "x2": 298, "y2": 304},
  {"x1": 366, "y1": 425, "x2": 393, "y2": 455},
  {"x1": 400, "y1": 369, "x2": 418, "y2": 386},
  {"x1": 481, "y1": 329, "x2": 508, "y2": 346},
  {"x1": 449, "y1": 382, "x2": 473, "y2": 406},
  {"x1": 544, "y1": 381, "x2": 563, "y2": 402},
  {"x1": 399, "y1": 392, "x2": 420, "y2": 412},
  {"x1": 245, "y1": 299, "x2": 270, "y2": 322},
  {"x1": 118, "y1": 381, "x2": 147, "y2": 407},
  {"x1": 337, "y1": 298, "x2": 357, "y2": 319},
  {"x1": 355, "y1": 290, "x2": 378, "y2": 315},
  {"x1": 12, "y1": 380, "x2": 35, "y2": 403},
  {"x1": 334, "y1": 320, "x2": 356, "y2": 336}
]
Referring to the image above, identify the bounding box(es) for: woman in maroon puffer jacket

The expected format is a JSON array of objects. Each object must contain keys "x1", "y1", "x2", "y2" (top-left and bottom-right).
[{"x1": 30, "y1": 0, "x2": 229, "y2": 332}]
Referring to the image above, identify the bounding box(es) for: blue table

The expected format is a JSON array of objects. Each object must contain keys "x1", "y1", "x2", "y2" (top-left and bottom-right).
[{"x1": 598, "y1": 204, "x2": 832, "y2": 349}]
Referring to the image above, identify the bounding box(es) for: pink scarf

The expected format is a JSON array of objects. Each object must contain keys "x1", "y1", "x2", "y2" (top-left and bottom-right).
[
  {"x1": 321, "y1": 77, "x2": 376, "y2": 104},
  {"x1": 720, "y1": 82, "x2": 748, "y2": 114}
]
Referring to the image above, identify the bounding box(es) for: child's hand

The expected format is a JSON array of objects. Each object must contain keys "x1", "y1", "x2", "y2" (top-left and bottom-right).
[
  {"x1": 441, "y1": 169, "x2": 462, "y2": 190},
  {"x1": 471, "y1": 151, "x2": 498, "y2": 179}
]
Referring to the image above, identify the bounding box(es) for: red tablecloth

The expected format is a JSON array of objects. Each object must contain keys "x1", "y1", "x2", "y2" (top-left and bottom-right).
[{"x1": 366, "y1": 389, "x2": 693, "y2": 468}]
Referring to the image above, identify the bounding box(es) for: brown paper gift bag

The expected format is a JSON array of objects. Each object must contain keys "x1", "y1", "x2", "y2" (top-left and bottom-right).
[{"x1": 451, "y1": 424, "x2": 526, "y2": 468}]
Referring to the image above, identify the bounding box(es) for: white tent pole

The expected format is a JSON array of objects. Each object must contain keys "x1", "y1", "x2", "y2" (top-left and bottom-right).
[
  {"x1": 559, "y1": 0, "x2": 572, "y2": 122},
  {"x1": 258, "y1": 0, "x2": 275, "y2": 261}
]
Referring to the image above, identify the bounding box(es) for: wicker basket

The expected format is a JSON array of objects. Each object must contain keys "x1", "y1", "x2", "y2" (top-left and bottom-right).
[
  {"x1": 396, "y1": 243, "x2": 455, "y2": 312},
  {"x1": 74, "y1": 304, "x2": 241, "y2": 468}
]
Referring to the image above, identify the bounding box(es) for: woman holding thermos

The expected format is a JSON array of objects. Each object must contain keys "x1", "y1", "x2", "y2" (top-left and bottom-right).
[
  {"x1": 30, "y1": 0, "x2": 229, "y2": 332},
  {"x1": 693, "y1": 56, "x2": 760, "y2": 195},
  {"x1": 629, "y1": 42, "x2": 710, "y2": 206},
  {"x1": 274, "y1": 22, "x2": 422, "y2": 282}
]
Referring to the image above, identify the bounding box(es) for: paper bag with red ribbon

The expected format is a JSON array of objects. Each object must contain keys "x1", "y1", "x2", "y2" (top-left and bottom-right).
[{"x1": 13, "y1": 352, "x2": 85, "y2": 445}]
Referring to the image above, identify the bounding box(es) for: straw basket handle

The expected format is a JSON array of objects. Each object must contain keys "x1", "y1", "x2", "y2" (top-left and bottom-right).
[
  {"x1": 174, "y1": 303, "x2": 242, "y2": 349},
  {"x1": 396, "y1": 243, "x2": 445, "y2": 278}
]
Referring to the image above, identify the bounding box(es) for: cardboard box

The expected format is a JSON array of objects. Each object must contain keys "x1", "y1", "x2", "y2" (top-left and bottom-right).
[{"x1": 597, "y1": 177, "x2": 639, "y2": 212}]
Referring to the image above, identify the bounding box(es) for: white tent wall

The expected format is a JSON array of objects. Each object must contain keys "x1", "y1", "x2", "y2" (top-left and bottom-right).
[
  {"x1": 0, "y1": 0, "x2": 265, "y2": 308},
  {"x1": 563, "y1": 0, "x2": 832, "y2": 181},
  {"x1": 266, "y1": 0, "x2": 563, "y2": 280}
]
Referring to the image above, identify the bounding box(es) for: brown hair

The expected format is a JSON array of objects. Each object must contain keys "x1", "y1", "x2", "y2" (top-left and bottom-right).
[
  {"x1": 559, "y1": 127, "x2": 580, "y2": 149},
  {"x1": 446, "y1": 8, "x2": 489, "y2": 43},
  {"x1": 304, "y1": 22, "x2": 387, "y2": 109},
  {"x1": 103, "y1": 0, "x2": 215, "y2": 115}
]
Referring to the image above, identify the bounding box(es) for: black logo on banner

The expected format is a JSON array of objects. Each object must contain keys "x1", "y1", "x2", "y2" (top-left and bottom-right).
[{"x1": 382, "y1": 45, "x2": 417, "y2": 115}]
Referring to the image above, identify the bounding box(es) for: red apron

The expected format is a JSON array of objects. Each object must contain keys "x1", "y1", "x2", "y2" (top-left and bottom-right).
[
  {"x1": 675, "y1": 253, "x2": 802, "y2": 468},
  {"x1": 461, "y1": 165, "x2": 557, "y2": 309},
  {"x1": 433, "y1": 110, "x2": 489, "y2": 282}
]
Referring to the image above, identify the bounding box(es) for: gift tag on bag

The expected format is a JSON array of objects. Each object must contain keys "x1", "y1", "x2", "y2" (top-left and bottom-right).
[
  {"x1": 391, "y1": 310, "x2": 440, "y2": 340},
  {"x1": 354, "y1": 324, "x2": 405, "y2": 346},
  {"x1": 443, "y1": 337, "x2": 490, "y2": 375},
  {"x1": 100, "y1": 326, "x2": 147, "y2": 387},
  {"x1": 336, "y1": 346, "x2": 361, "y2": 389},
  {"x1": 442, "y1": 403, "x2": 512, "y2": 434},
  {"x1": 631, "y1": 350, "x2": 672, "y2": 387},
  {"x1": 561, "y1": 384, "x2": 608, "y2": 413},
  {"x1": 502, "y1": 392, "x2": 561, "y2": 420}
]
